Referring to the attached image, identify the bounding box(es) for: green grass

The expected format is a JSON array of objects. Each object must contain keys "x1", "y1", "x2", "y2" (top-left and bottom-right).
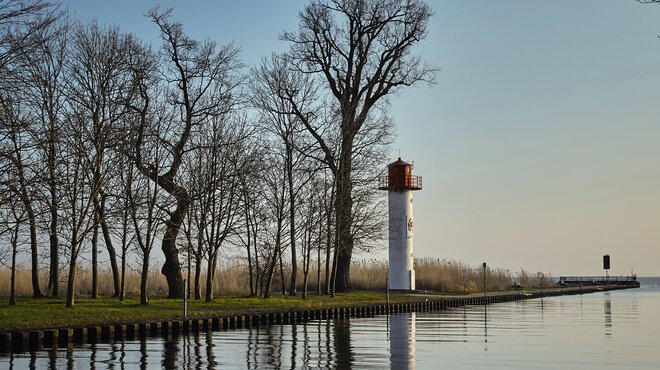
[{"x1": 0, "y1": 291, "x2": 448, "y2": 332}]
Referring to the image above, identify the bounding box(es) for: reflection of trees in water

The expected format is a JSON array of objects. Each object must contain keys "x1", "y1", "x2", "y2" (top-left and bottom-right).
[
  {"x1": 140, "y1": 339, "x2": 148, "y2": 369},
  {"x1": 30, "y1": 351, "x2": 37, "y2": 370},
  {"x1": 333, "y1": 318, "x2": 354, "y2": 368},
  {"x1": 324, "y1": 318, "x2": 332, "y2": 367},
  {"x1": 205, "y1": 331, "x2": 216, "y2": 367},
  {"x1": 291, "y1": 322, "x2": 298, "y2": 369},
  {"x1": 261, "y1": 323, "x2": 283, "y2": 368},
  {"x1": 162, "y1": 337, "x2": 179, "y2": 369},
  {"x1": 48, "y1": 346, "x2": 57, "y2": 369},
  {"x1": 193, "y1": 332, "x2": 202, "y2": 366},
  {"x1": 302, "y1": 321, "x2": 311, "y2": 367},
  {"x1": 246, "y1": 328, "x2": 258, "y2": 369}
]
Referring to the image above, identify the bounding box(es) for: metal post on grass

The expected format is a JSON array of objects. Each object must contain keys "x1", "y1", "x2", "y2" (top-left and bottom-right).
[
  {"x1": 183, "y1": 278, "x2": 187, "y2": 317},
  {"x1": 462, "y1": 268, "x2": 467, "y2": 294},
  {"x1": 386, "y1": 276, "x2": 390, "y2": 304}
]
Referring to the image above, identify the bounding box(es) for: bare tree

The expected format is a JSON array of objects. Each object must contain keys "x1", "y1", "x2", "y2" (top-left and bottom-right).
[
  {"x1": 281, "y1": 0, "x2": 436, "y2": 291},
  {"x1": 60, "y1": 109, "x2": 99, "y2": 308},
  {"x1": 196, "y1": 117, "x2": 245, "y2": 302},
  {"x1": 110, "y1": 151, "x2": 137, "y2": 301},
  {"x1": 0, "y1": 98, "x2": 44, "y2": 298},
  {"x1": 0, "y1": 0, "x2": 57, "y2": 72},
  {"x1": 125, "y1": 148, "x2": 165, "y2": 306},
  {"x1": 68, "y1": 21, "x2": 132, "y2": 298},
  {"x1": 235, "y1": 142, "x2": 267, "y2": 296},
  {"x1": 0, "y1": 0, "x2": 59, "y2": 300},
  {"x1": 20, "y1": 16, "x2": 69, "y2": 297},
  {"x1": 300, "y1": 180, "x2": 324, "y2": 299},
  {"x1": 261, "y1": 152, "x2": 289, "y2": 298},
  {"x1": 0, "y1": 176, "x2": 27, "y2": 305},
  {"x1": 124, "y1": 7, "x2": 241, "y2": 298}
]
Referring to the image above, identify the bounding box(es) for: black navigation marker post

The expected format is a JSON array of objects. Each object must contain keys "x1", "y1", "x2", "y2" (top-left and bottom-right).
[
  {"x1": 482, "y1": 262, "x2": 487, "y2": 303},
  {"x1": 603, "y1": 255, "x2": 610, "y2": 282}
]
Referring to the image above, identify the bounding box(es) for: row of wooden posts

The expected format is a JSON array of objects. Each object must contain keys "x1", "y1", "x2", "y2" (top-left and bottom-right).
[{"x1": 0, "y1": 285, "x2": 633, "y2": 353}]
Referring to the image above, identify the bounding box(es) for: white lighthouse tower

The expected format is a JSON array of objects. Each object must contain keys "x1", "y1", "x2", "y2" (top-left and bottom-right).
[{"x1": 379, "y1": 158, "x2": 422, "y2": 290}]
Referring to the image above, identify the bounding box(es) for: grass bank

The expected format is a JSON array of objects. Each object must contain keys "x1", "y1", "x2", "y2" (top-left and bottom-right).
[{"x1": 0, "y1": 291, "x2": 448, "y2": 332}]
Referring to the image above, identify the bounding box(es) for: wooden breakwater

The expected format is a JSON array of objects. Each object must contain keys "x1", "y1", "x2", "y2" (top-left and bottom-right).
[{"x1": 0, "y1": 284, "x2": 636, "y2": 354}]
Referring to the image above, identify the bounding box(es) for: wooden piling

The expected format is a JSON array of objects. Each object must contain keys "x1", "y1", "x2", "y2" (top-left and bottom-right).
[
  {"x1": 72, "y1": 327, "x2": 86, "y2": 344},
  {"x1": 87, "y1": 326, "x2": 100, "y2": 344},
  {"x1": 0, "y1": 332, "x2": 11, "y2": 352},
  {"x1": 28, "y1": 331, "x2": 43, "y2": 351},
  {"x1": 43, "y1": 329, "x2": 58, "y2": 349},
  {"x1": 11, "y1": 332, "x2": 28, "y2": 352},
  {"x1": 58, "y1": 328, "x2": 73, "y2": 347}
]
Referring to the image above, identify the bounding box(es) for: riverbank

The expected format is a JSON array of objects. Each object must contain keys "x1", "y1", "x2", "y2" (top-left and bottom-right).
[
  {"x1": 0, "y1": 290, "x2": 436, "y2": 332},
  {"x1": 0, "y1": 284, "x2": 637, "y2": 353}
]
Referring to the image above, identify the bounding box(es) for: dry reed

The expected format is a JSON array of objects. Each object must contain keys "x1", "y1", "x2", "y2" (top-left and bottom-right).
[{"x1": 0, "y1": 259, "x2": 549, "y2": 298}]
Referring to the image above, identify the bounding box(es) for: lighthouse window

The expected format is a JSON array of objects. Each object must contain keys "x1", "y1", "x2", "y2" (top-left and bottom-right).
[{"x1": 410, "y1": 198, "x2": 413, "y2": 204}]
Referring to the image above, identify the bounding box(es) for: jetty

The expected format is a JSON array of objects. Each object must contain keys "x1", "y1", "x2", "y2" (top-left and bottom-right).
[{"x1": 558, "y1": 275, "x2": 639, "y2": 287}]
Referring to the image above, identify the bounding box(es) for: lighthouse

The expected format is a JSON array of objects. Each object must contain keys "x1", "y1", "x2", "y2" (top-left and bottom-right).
[{"x1": 379, "y1": 158, "x2": 422, "y2": 290}]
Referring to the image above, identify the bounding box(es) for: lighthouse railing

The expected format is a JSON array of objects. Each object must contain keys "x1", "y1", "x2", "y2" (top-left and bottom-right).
[{"x1": 378, "y1": 175, "x2": 422, "y2": 190}]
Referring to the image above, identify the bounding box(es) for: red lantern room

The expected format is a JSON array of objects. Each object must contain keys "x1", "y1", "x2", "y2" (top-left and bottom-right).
[{"x1": 378, "y1": 158, "x2": 422, "y2": 191}]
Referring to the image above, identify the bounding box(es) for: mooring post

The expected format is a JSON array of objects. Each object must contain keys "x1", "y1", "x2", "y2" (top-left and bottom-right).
[
  {"x1": 183, "y1": 278, "x2": 187, "y2": 318},
  {"x1": 386, "y1": 276, "x2": 390, "y2": 304},
  {"x1": 482, "y1": 262, "x2": 487, "y2": 304}
]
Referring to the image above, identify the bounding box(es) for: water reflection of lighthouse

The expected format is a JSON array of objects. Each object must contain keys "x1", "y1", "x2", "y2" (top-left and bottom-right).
[
  {"x1": 389, "y1": 312, "x2": 416, "y2": 369},
  {"x1": 379, "y1": 158, "x2": 422, "y2": 290}
]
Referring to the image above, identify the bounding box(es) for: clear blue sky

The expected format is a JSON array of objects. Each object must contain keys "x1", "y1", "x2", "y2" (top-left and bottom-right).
[{"x1": 66, "y1": 0, "x2": 660, "y2": 276}]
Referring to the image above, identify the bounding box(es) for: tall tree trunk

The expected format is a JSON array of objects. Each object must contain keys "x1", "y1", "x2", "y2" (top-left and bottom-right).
[
  {"x1": 119, "y1": 206, "x2": 128, "y2": 301},
  {"x1": 324, "y1": 185, "x2": 334, "y2": 295},
  {"x1": 302, "y1": 230, "x2": 312, "y2": 300},
  {"x1": 254, "y1": 223, "x2": 261, "y2": 296},
  {"x1": 278, "y1": 243, "x2": 286, "y2": 296},
  {"x1": 330, "y1": 236, "x2": 338, "y2": 298},
  {"x1": 91, "y1": 211, "x2": 99, "y2": 298},
  {"x1": 140, "y1": 254, "x2": 149, "y2": 305},
  {"x1": 98, "y1": 196, "x2": 120, "y2": 297},
  {"x1": 47, "y1": 141, "x2": 59, "y2": 297},
  {"x1": 66, "y1": 239, "x2": 78, "y2": 308},
  {"x1": 264, "y1": 216, "x2": 283, "y2": 298},
  {"x1": 187, "y1": 247, "x2": 191, "y2": 299},
  {"x1": 194, "y1": 232, "x2": 202, "y2": 300},
  {"x1": 13, "y1": 140, "x2": 43, "y2": 298},
  {"x1": 245, "y1": 197, "x2": 254, "y2": 296},
  {"x1": 332, "y1": 137, "x2": 354, "y2": 292},
  {"x1": 10, "y1": 226, "x2": 18, "y2": 305},
  {"x1": 252, "y1": 215, "x2": 264, "y2": 294},
  {"x1": 263, "y1": 247, "x2": 278, "y2": 299},
  {"x1": 246, "y1": 218, "x2": 254, "y2": 296},
  {"x1": 286, "y1": 142, "x2": 297, "y2": 296},
  {"x1": 205, "y1": 253, "x2": 217, "y2": 302},
  {"x1": 120, "y1": 252, "x2": 126, "y2": 301},
  {"x1": 161, "y1": 196, "x2": 187, "y2": 298},
  {"x1": 27, "y1": 205, "x2": 43, "y2": 298},
  {"x1": 317, "y1": 219, "x2": 322, "y2": 295}
]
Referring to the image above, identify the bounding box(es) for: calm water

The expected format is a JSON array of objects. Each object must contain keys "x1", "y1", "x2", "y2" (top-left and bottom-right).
[{"x1": 2, "y1": 278, "x2": 659, "y2": 369}]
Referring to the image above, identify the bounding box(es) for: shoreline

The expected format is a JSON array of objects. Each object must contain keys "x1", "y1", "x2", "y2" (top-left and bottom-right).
[{"x1": 0, "y1": 284, "x2": 637, "y2": 354}]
